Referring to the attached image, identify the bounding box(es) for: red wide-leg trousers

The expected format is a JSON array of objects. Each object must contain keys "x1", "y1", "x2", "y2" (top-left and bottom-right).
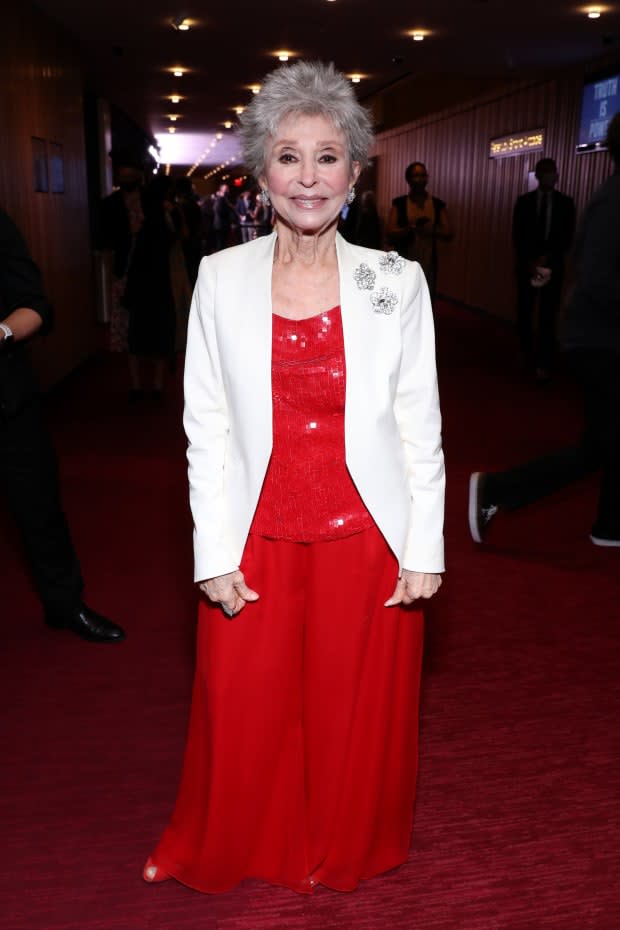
[{"x1": 153, "y1": 525, "x2": 424, "y2": 893}]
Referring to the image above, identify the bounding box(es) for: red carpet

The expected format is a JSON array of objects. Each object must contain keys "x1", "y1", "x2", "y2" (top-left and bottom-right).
[{"x1": 1, "y1": 305, "x2": 618, "y2": 929}]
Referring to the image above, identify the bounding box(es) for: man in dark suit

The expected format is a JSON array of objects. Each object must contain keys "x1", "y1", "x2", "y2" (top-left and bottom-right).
[
  {"x1": 512, "y1": 158, "x2": 576, "y2": 380},
  {"x1": 0, "y1": 209, "x2": 125, "y2": 641},
  {"x1": 212, "y1": 183, "x2": 236, "y2": 251}
]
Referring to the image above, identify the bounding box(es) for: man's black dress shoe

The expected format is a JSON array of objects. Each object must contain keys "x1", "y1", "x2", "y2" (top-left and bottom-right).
[{"x1": 45, "y1": 604, "x2": 126, "y2": 643}]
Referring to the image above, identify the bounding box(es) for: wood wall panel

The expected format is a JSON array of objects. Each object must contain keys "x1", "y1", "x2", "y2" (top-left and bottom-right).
[
  {"x1": 372, "y1": 70, "x2": 615, "y2": 318},
  {"x1": 0, "y1": 6, "x2": 95, "y2": 388}
]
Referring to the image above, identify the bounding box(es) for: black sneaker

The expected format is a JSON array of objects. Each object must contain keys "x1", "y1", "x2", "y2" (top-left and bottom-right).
[
  {"x1": 468, "y1": 472, "x2": 498, "y2": 543},
  {"x1": 590, "y1": 533, "x2": 620, "y2": 548}
]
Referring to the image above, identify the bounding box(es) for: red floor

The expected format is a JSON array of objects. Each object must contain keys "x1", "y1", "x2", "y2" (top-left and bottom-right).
[{"x1": 1, "y1": 304, "x2": 618, "y2": 929}]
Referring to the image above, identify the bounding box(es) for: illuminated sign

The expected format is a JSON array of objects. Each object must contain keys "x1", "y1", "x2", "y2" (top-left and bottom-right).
[
  {"x1": 577, "y1": 74, "x2": 619, "y2": 151},
  {"x1": 489, "y1": 129, "x2": 544, "y2": 159}
]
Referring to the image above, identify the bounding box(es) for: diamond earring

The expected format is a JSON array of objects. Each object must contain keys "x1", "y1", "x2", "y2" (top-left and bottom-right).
[
  {"x1": 259, "y1": 189, "x2": 271, "y2": 205},
  {"x1": 346, "y1": 188, "x2": 356, "y2": 205}
]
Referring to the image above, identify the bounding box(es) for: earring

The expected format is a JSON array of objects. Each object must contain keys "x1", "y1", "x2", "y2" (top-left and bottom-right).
[
  {"x1": 259, "y1": 189, "x2": 271, "y2": 205},
  {"x1": 346, "y1": 188, "x2": 356, "y2": 205}
]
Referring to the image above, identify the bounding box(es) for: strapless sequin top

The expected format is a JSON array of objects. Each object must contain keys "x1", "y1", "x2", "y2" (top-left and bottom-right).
[{"x1": 250, "y1": 306, "x2": 374, "y2": 542}]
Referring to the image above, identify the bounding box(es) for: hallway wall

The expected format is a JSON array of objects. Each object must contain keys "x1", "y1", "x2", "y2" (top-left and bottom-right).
[
  {"x1": 372, "y1": 67, "x2": 617, "y2": 319},
  {"x1": 0, "y1": 6, "x2": 95, "y2": 388}
]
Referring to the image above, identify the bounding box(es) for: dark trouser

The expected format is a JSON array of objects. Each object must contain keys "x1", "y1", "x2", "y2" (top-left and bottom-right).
[
  {"x1": 0, "y1": 398, "x2": 83, "y2": 618},
  {"x1": 487, "y1": 349, "x2": 620, "y2": 536},
  {"x1": 516, "y1": 269, "x2": 564, "y2": 370}
]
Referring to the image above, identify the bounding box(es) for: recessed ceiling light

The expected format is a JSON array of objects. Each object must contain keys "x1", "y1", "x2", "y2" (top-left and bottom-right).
[
  {"x1": 216, "y1": 133, "x2": 223, "y2": 140},
  {"x1": 276, "y1": 50, "x2": 291, "y2": 62},
  {"x1": 250, "y1": 85, "x2": 261, "y2": 94},
  {"x1": 170, "y1": 95, "x2": 180, "y2": 104},
  {"x1": 224, "y1": 121, "x2": 233, "y2": 129},
  {"x1": 349, "y1": 73, "x2": 362, "y2": 83},
  {"x1": 168, "y1": 127, "x2": 176, "y2": 133},
  {"x1": 173, "y1": 69, "x2": 184, "y2": 77},
  {"x1": 169, "y1": 115, "x2": 179, "y2": 121},
  {"x1": 171, "y1": 15, "x2": 191, "y2": 31},
  {"x1": 234, "y1": 106, "x2": 245, "y2": 115},
  {"x1": 587, "y1": 7, "x2": 601, "y2": 17},
  {"x1": 412, "y1": 32, "x2": 425, "y2": 41}
]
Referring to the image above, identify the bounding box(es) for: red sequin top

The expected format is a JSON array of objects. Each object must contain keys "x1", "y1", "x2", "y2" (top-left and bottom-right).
[{"x1": 249, "y1": 306, "x2": 375, "y2": 542}]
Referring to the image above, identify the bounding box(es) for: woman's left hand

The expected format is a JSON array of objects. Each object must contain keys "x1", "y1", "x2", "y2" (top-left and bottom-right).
[{"x1": 384, "y1": 570, "x2": 442, "y2": 607}]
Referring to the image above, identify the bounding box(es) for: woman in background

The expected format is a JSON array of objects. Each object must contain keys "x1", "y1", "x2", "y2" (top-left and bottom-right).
[
  {"x1": 122, "y1": 176, "x2": 178, "y2": 400},
  {"x1": 387, "y1": 161, "x2": 453, "y2": 301}
]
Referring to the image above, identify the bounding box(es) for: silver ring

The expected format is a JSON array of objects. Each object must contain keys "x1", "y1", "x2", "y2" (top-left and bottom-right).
[{"x1": 222, "y1": 605, "x2": 234, "y2": 617}]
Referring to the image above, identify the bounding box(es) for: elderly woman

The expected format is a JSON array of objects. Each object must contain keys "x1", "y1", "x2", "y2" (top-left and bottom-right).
[{"x1": 144, "y1": 60, "x2": 445, "y2": 894}]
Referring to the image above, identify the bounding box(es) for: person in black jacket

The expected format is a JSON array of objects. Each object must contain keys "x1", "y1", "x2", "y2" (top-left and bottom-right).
[
  {"x1": 512, "y1": 158, "x2": 576, "y2": 380},
  {"x1": 0, "y1": 209, "x2": 125, "y2": 641},
  {"x1": 212, "y1": 183, "x2": 236, "y2": 251},
  {"x1": 386, "y1": 161, "x2": 453, "y2": 302},
  {"x1": 469, "y1": 116, "x2": 620, "y2": 548}
]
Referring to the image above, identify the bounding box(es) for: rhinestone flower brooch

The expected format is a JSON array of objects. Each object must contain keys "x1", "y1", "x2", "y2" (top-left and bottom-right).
[{"x1": 353, "y1": 251, "x2": 404, "y2": 314}]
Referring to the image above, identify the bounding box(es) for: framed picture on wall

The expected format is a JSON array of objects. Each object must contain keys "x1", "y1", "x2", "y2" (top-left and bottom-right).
[
  {"x1": 49, "y1": 142, "x2": 65, "y2": 194},
  {"x1": 32, "y1": 137, "x2": 48, "y2": 193}
]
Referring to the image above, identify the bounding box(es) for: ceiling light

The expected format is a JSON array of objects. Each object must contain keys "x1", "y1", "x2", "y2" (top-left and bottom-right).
[
  {"x1": 170, "y1": 95, "x2": 180, "y2": 104},
  {"x1": 587, "y1": 7, "x2": 601, "y2": 16},
  {"x1": 169, "y1": 115, "x2": 179, "y2": 121},
  {"x1": 412, "y1": 32, "x2": 425, "y2": 41},
  {"x1": 216, "y1": 133, "x2": 223, "y2": 140},
  {"x1": 171, "y1": 15, "x2": 190, "y2": 31},
  {"x1": 250, "y1": 85, "x2": 261, "y2": 94},
  {"x1": 173, "y1": 69, "x2": 184, "y2": 77},
  {"x1": 168, "y1": 127, "x2": 176, "y2": 133},
  {"x1": 224, "y1": 121, "x2": 232, "y2": 129},
  {"x1": 349, "y1": 74, "x2": 362, "y2": 83},
  {"x1": 276, "y1": 50, "x2": 291, "y2": 62},
  {"x1": 234, "y1": 106, "x2": 245, "y2": 115}
]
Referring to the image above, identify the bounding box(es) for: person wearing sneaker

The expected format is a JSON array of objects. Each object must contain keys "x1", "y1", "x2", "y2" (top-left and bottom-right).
[
  {"x1": 0, "y1": 209, "x2": 125, "y2": 642},
  {"x1": 469, "y1": 113, "x2": 620, "y2": 549}
]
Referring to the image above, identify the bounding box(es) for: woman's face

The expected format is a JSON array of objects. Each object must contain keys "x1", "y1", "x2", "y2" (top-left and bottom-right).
[{"x1": 260, "y1": 113, "x2": 360, "y2": 235}]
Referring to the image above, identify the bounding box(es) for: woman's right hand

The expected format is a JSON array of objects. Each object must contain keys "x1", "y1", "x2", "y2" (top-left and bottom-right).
[{"x1": 198, "y1": 570, "x2": 259, "y2": 618}]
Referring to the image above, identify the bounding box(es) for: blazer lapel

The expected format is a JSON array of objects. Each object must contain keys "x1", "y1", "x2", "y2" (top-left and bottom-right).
[
  {"x1": 223, "y1": 232, "x2": 276, "y2": 458},
  {"x1": 336, "y1": 233, "x2": 375, "y2": 453},
  {"x1": 336, "y1": 233, "x2": 366, "y2": 387}
]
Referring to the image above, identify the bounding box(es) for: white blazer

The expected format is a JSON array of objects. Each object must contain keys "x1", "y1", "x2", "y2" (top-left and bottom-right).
[{"x1": 184, "y1": 231, "x2": 445, "y2": 582}]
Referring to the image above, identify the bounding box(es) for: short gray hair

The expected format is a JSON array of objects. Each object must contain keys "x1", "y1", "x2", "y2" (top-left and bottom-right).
[{"x1": 238, "y1": 60, "x2": 374, "y2": 179}]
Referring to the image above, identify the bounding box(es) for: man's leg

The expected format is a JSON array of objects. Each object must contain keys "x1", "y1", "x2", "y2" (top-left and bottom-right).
[
  {"x1": 469, "y1": 349, "x2": 620, "y2": 543},
  {"x1": 1, "y1": 398, "x2": 124, "y2": 640},
  {"x1": 536, "y1": 272, "x2": 563, "y2": 374},
  {"x1": 577, "y1": 351, "x2": 620, "y2": 541},
  {"x1": 0, "y1": 399, "x2": 83, "y2": 618},
  {"x1": 516, "y1": 273, "x2": 536, "y2": 367}
]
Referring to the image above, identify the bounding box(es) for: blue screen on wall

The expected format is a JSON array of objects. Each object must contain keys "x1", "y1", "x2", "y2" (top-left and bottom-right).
[{"x1": 577, "y1": 73, "x2": 620, "y2": 151}]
